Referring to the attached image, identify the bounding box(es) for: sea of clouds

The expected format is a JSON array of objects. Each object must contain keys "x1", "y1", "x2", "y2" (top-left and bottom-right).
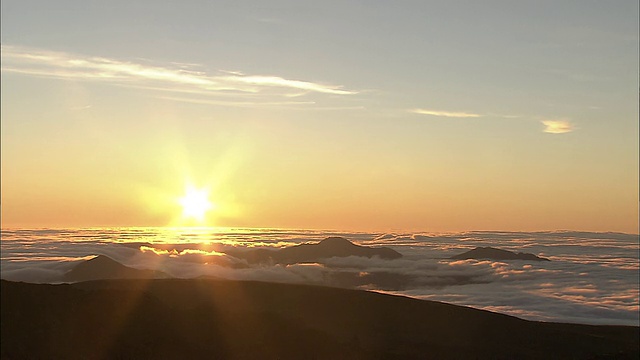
[{"x1": 1, "y1": 228, "x2": 638, "y2": 326}]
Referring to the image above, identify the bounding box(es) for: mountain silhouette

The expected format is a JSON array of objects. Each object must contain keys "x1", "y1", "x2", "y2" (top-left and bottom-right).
[
  {"x1": 450, "y1": 247, "x2": 550, "y2": 261},
  {"x1": 63, "y1": 255, "x2": 169, "y2": 282},
  {"x1": 1, "y1": 279, "x2": 637, "y2": 359},
  {"x1": 226, "y1": 237, "x2": 402, "y2": 264}
]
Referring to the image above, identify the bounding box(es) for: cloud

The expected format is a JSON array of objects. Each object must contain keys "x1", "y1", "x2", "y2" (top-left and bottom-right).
[
  {"x1": 542, "y1": 120, "x2": 574, "y2": 134},
  {"x1": 139, "y1": 245, "x2": 225, "y2": 257},
  {"x1": 156, "y1": 95, "x2": 316, "y2": 108},
  {"x1": 410, "y1": 109, "x2": 579, "y2": 136},
  {"x1": 410, "y1": 108, "x2": 483, "y2": 118},
  {"x1": 2, "y1": 229, "x2": 638, "y2": 326},
  {"x1": 410, "y1": 108, "x2": 528, "y2": 120},
  {"x1": 0, "y1": 45, "x2": 357, "y2": 100},
  {"x1": 218, "y1": 75, "x2": 354, "y2": 95},
  {"x1": 70, "y1": 105, "x2": 92, "y2": 111}
]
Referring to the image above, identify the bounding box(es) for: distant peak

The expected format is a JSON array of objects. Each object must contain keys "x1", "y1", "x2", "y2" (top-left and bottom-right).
[
  {"x1": 319, "y1": 237, "x2": 353, "y2": 246},
  {"x1": 450, "y1": 247, "x2": 550, "y2": 261},
  {"x1": 87, "y1": 255, "x2": 118, "y2": 263}
]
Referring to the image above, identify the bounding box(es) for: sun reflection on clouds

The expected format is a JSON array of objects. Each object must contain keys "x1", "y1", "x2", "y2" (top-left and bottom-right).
[{"x1": 139, "y1": 245, "x2": 225, "y2": 257}]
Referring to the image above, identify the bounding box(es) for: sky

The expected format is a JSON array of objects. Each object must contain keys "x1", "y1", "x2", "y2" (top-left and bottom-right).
[{"x1": 1, "y1": 0, "x2": 638, "y2": 232}]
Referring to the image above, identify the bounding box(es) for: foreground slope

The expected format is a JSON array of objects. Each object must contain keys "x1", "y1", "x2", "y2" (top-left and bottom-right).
[{"x1": 1, "y1": 279, "x2": 637, "y2": 359}]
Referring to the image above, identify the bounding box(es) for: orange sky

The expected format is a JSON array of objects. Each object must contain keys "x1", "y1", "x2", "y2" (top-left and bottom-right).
[{"x1": 1, "y1": 1, "x2": 638, "y2": 233}]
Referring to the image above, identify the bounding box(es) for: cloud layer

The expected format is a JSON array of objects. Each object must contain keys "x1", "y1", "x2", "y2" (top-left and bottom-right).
[{"x1": 1, "y1": 229, "x2": 637, "y2": 326}]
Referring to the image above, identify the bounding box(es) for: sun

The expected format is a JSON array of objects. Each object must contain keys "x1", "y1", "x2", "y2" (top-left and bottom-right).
[{"x1": 178, "y1": 186, "x2": 213, "y2": 222}]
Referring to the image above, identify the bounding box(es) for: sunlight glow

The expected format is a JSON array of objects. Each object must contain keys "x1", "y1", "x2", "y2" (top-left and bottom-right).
[{"x1": 179, "y1": 186, "x2": 213, "y2": 222}]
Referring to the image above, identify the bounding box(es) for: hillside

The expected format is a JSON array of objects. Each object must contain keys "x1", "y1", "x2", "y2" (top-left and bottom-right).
[{"x1": 1, "y1": 279, "x2": 637, "y2": 359}]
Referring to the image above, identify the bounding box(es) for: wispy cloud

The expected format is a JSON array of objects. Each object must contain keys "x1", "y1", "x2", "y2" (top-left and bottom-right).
[
  {"x1": 542, "y1": 120, "x2": 574, "y2": 134},
  {"x1": 157, "y1": 96, "x2": 315, "y2": 108},
  {"x1": 0, "y1": 45, "x2": 357, "y2": 99},
  {"x1": 69, "y1": 105, "x2": 92, "y2": 111},
  {"x1": 218, "y1": 75, "x2": 354, "y2": 95},
  {"x1": 410, "y1": 108, "x2": 483, "y2": 118},
  {"x1": 410, "y1": 107, "x2": 576, "y2": 135}
]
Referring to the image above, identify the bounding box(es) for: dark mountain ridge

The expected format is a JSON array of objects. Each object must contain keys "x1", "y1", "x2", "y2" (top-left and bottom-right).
[
  {"x1": 1, "y1": 279, "x2": 637, "y2": 359},
  {"x1": 226, "y1": 237, "x2": 402, "y2": 264},
  {"x1": 63, "y1": 255, "x2": 169, "y2": 282},
  {"x1": 62, "y1": 251, "x2": 476, "y2": 291},
  {"x1": 451, "y1": 247, "x2": 550, "y2": 261}
]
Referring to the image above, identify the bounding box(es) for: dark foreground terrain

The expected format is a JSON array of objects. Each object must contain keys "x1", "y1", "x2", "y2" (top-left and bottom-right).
[{"x1": 2, "y1": 279, "x2": 638, "y2": 359}]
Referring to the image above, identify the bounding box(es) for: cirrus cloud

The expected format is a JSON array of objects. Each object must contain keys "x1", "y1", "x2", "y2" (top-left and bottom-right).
[
  {"x1": 0, "y1": 45, "x2": 357, "y2": 103},
  {"x1": 410, "y1": 108, "x2": 483, "y2": 118}
]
